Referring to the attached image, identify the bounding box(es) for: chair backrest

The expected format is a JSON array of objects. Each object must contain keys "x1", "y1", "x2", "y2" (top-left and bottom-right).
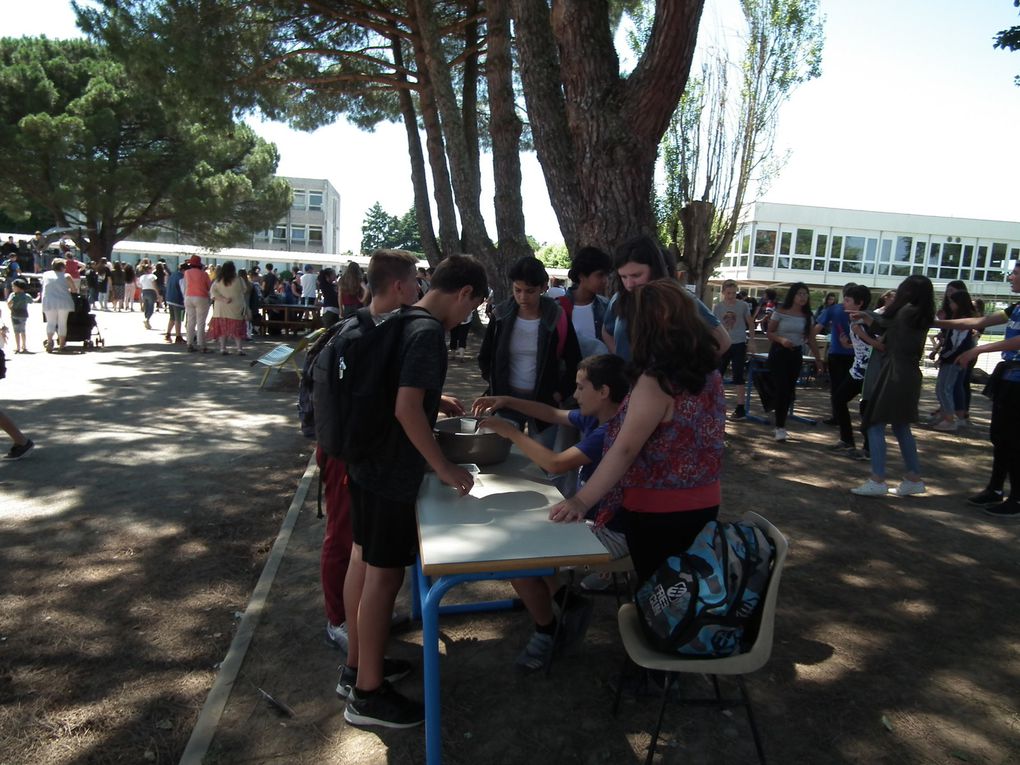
[{"x1": 739, "y1": 511, "x2": 789, "y2": 671}]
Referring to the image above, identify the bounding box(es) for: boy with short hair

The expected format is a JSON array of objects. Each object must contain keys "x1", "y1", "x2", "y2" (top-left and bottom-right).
[
  {"x1": 478, "y1": 256, "x2": 581, "y2": 437},
  {"x1": 713, "y1": 279, "x2": 755, "y2": 420},
  {"x1": 7, "y1": 279, "x2": 30, "y2": 354},
  {"x1": 472, "y1": 354, "x2": 630, "y2": 670},
  {"x1": 559, "y1": 246, "x2": 612, "y2": 357},
  {"x1": 829, "y1": 284, "x2": 873, "y2": 456},
  {"x1": 341, "y1": 254, "x2": 488, "y2": 729}
]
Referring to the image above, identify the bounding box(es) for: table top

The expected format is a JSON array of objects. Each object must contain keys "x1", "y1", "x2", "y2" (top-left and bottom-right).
[{"x1": 416, "y1": 452, "x2": 611, "y2": 576}]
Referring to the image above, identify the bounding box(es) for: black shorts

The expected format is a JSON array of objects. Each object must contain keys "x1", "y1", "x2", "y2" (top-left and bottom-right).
[
  {"x1": 349, "y1": 476, "x2": 419, "y2": 568},
  {"x1": 621, "y1": 505, "x2": 719, "y2": 584},
  {"x1": 718, "y1": 342, "x2": 748, "y2": 385}
]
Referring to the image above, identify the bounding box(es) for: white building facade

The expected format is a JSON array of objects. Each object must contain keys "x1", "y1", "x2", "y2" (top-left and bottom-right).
[
  {"x1": 718, "y1": 202, "x2": 1020, "y2": 300},
  {"x1": 251, "y1": 176, "x2": 341, "y2": 255}
]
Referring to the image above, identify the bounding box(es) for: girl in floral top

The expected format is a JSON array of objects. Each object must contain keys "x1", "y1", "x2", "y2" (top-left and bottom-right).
[{"x1": 550, "y1": 280, "x2": 725, "y2": 583}]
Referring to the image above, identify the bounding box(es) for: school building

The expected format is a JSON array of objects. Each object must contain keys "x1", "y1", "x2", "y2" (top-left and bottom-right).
[{"x1": 716, "y1": 202, "x2": 1020, "y2": 301}]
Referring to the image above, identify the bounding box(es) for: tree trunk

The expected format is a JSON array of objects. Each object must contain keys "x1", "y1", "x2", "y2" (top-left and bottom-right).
[
  {"x1": 513, "y1": 0, "x2": 704, "y2": 255},
  {"x1": 679, "y1": 199, "x2": 714, "y2": 300},
  {"x1": 411, "y1": 0, "x2": 498, "y2": 281},
  {"x1": 485, "y1": 0, "x2": 530, "y2": 292},
  {"x1": 510, "y1": 0, "x2": 581, "y2": 253},
  {"x1": 461, "y1": 0, "x2": 482, "y2": 220},
  {"x1": 408, "y1": 7, "x2": 461, "y2": 259},
  {"x1": 390, "y1": 34, "x2": 441, "y2": 265}
]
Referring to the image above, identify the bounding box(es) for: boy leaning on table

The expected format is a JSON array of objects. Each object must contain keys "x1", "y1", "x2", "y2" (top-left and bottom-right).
[
  {"x1": 340, "y1": 254, "x2": 488, "y2": 730},
  {"x1": 472, "y1": 354, "x2": 630, "y2": 671}
]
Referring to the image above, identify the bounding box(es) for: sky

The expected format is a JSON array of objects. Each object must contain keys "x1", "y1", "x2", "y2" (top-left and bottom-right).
[{"x1": 5, "y1": 0, "x2": 1020, "y2": 254}]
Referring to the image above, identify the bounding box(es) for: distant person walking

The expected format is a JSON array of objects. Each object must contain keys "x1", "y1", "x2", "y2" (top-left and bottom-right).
[
  {"x1": 40, "y1": 258, "x2": 78, "y2": 353},
  {"x1": 182, "y1": 255, "x2": 212, "y2": 353}
]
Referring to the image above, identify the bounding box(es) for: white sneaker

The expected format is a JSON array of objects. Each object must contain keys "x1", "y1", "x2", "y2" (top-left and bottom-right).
[
  {"x1": 851, "y1": 479, "x2": 889, "y2": 496},
  {"x1": 892, "y1": 479, "x2": 926, "y2": 497},
  {"x1": 932, "y1": 420, "x2": 958, "y2": 432},
  {"x1": 325, "y1": 621, "x2": 349, "y2": 653},
  {"x1": 774, "y1": 428, "x2": 788, "y2": 442}
]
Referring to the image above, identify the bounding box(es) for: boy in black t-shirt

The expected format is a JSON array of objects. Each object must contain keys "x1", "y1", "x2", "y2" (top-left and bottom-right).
[{"x1": 341, "y1": 254, "x2": 488, "y2": 729}]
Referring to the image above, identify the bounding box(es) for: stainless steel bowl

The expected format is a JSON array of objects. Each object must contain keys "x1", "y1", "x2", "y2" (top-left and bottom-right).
[{"x1": 433, "y1": 417, "x2": 517, "y2": 466}]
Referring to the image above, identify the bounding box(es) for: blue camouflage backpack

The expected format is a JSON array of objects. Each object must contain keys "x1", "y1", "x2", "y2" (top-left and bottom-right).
[{"x1": 635, "y1": 521, "x2": 775, "y2": 657}]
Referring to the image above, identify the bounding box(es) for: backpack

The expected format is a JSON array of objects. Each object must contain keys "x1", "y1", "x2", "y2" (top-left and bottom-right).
[
  {"x1": 308, "y1": 306, "x2": 440, "y2": 463},
  {"x1": 635, "y1": 521, "x2": 775, "y2": 657}
]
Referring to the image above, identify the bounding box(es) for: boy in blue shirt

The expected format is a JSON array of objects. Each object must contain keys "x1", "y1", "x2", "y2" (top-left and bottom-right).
[{"x1": 473, "y1": 354, "x2": 629, "y2": 670}]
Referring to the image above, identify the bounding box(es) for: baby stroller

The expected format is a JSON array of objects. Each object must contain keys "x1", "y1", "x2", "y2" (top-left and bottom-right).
[{"x1": 65, "y1": 293, "x2": 104, "y2": 350}]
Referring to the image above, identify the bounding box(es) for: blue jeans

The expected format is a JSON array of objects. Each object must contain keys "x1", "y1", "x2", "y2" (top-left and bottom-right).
[
  {"x1": 935, "y1": 363, "x2": 962, "y2": 414},
  {"x1": 142, "y1": 289, "x2": 157, "y2": 320},
  {"x1": 867, "y1": 422, "x2": 920, "y2": 480}
]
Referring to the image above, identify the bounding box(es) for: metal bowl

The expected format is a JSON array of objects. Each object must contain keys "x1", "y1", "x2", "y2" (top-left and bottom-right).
[{"x1": 433, "y1": 417, "x2": 517, "y2": 466}]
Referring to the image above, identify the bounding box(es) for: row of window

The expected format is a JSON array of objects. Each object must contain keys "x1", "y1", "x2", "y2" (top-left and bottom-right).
[
  {"x1": 255, "y1": 225, "x2": 324, "y2": 245},
  {"x1": 292, "y1": 189, "x2": 324, "y2": 212},
  {"x1": 723, "y1": 227, "x2": 1020, "y2": 282}
]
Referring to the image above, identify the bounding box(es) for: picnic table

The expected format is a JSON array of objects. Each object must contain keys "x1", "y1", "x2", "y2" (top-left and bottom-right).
[
  {"x1": 256, "y1": 303, "x2": 320, "y2": 335},
  {"x1": 412, "y1": 451, "x2": 610, "y2": 765}
]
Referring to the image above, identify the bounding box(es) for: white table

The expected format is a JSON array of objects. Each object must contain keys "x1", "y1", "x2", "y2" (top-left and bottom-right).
[{"x1": 413, "y1": 451, "x2": 611, "y2": 765}]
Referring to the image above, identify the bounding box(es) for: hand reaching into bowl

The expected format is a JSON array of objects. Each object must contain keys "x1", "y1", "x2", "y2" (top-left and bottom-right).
[
  {"x1": 472, "y1": 395, "x2": 511, "y2": 416},
  {"x1": 478, "y1": 416, "x2": 518, "y2": 440}
]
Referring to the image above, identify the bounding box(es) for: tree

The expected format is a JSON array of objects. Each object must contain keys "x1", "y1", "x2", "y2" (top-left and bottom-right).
[
  {"x1": 657, "y1": 0, "x2": 823, "y2": 299},
  {"x1": 360, "y1": 202, "x2": 401, "y2": 253},
  {"x1": 994, "y1": 0, "x2": 1020, "y2": 85},
  {"x1": 0, "y1": 37, "x2": 290, "y2": 262}
]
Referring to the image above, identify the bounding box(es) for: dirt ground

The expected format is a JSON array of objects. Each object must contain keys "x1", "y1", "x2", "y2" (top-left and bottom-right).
[{"x1": 2, "y1": 313, "x2": 1019, "y2": 765}]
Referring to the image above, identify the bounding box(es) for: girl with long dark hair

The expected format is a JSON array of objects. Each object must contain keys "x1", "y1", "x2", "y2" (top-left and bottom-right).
[
  {"x1": 549, "y1": 280, "x2": 723, "y2": 583},
  {"x1": 207, "y1": 261, "x2": 247, "y2": 355},
  {"x1": 765, "y1": 282, "x2": 822, "y2": 442},
  {"x1": 850, "y1": 275, "x2": 935, "y2": 496}
]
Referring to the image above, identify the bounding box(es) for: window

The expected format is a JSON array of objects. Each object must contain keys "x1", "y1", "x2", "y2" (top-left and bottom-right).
[
  {"x1": 843, "y1": 236, "x2": 865, "y2": 261},
  {"x1": 976, "y1": 245, "x2": 988, "y2": 269},
  {"x1": 741, "y1": 234, "x2": 751, "y2": 254},
  {"x1": 778, "y1": 256, "x2": 791, "y2": 269},
  {"x1": 308, "y1": 226, "x2": 323, "y2": 244},
  {"x1": 1011, "y1": 247, "x2": 1020, "y2": 265},
  {"x1": 291, "y1": 226, "x2": 306, "y2": 242},
  {"x1": 962, "y1": 245, "x2": 974, "y2": 268},
  {"x1": 308, "y1": 191, "x2": 323, "y2": 211},
  {"x1": 815, "y1": 234, "x2": 828, "y2": 260},
  {"x1": 795, "y1": 229, "x2": 813, "y2": 255},
  {"x1": 914, "y1": 240, "x2": 926, "y2": 264},
  {"x1": 894, "y1": 237, "x2": 912, "y2": 263},
  {"x1": 255, "y1": 229, "x2": 270, "y2": 241},
  {"x1": 753, "y1": 255, "x2": 774, "y2": 268},
  {"x1": 940, "y1": 243, "x2": 962, "y2": 279},
  {"x1": 831, "y1": 236, "x2": 844, "y2": 260},
  {"x1": 991, "y1": 242, "x2": 1007, "y2": 270},
  {"x1": 792, "y1": 257, "x2": 811, "y2": 270},
  {"x1": 292, "y1": 190, "x2": 307, "y2": 210},
  {"x1": 780, "y1": 231, "x2": 792, "y2": 255},
  {"x1": 273, "y1": 224, "x2": 287, "y2": 241},
  {"x1": 880, "y1": 239, "x2": 893, "y2": 262},
  {"x1": 926, "y1": 243, "x2": 940, "y2": 278},
  {"x1": 755, "y1": 229, "x2": 777, "y2": 255}
]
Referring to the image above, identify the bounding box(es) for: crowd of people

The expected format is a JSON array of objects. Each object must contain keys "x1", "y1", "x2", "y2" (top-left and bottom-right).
[{"x1": 3, "y1": 232, "x2": 1018, "y2": 731}]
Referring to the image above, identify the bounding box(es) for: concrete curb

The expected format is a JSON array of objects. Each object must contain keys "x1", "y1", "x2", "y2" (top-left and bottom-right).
[{"x1": 179, "y1": 451, "x2": 319, "y2": 765}]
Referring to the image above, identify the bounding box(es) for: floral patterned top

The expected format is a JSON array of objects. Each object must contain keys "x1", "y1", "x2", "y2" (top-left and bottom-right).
[{"x1": 595, "y1": 371, "x2": 725, "y2": 526}]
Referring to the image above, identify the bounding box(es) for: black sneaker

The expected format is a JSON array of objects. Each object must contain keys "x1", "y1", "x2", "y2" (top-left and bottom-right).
[
  {"x1": 967, "y1": 489, "x2": 1004, "y2": 507},
  {"x1": 4, "y1": 439, "x2": 34, "y2": 460},
  {"x1": 344, "y1": 681, "x2": 424, "y2": 729},
  {"x1": 336, "y1": 657, "x2": 414, "y2": 699},
  {"x1": 730, "y1": 405, "x2": 746, "y2": 421},
  {"x1": 983, "y1": 500, "x2": 1020, "y2": 520}
]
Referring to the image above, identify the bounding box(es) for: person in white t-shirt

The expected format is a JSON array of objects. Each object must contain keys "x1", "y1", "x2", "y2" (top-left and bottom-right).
[
  {"x1": 137, "y1": 265, "x2": 160, "y2": 329},
  {"x1": 299, "y1": 264, "x2": 318, "y2": 306},
  {"x1": 478, "y1": 256, "x2": 581, "y2": 438},
  {"x1": 545, "y1": 277, "x2": 566, "y2": 299},
  {"x1": 557, "y1": 246, "x2": 612, "y2": 357}
]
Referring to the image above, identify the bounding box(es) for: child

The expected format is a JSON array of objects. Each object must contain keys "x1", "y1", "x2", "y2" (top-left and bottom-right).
[
  {"x1": 7, "y1": 279, "x2": 30, "y2": 354},
  {"x1": 478, "y1": 256, "x2": 581, "y2": 442},
  {"x1": 829, "y1": 284, "x2": 872, "y2": 453},
  {"x1": 712, "y1": 279, "x2": 755, "y2": 420},
  {"x1": 341, "y1": 254, "x2": 488, "y2": 729},
  {"x1": 473, "y1": 354, "x2": 630, "y2": 670}
]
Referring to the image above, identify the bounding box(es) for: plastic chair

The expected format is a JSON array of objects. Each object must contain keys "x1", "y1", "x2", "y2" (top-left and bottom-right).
[
  {"x1": 251, "y1": 327, "x2": 325, "y2": 388},
  {"x1": 613, "y1": 511, "x2": 789, "y2": 765}
]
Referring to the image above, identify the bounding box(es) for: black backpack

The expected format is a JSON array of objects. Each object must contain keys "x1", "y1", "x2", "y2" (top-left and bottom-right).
[{"x1": 309, "y1": 306, "x2": 439, "y2": 463}]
